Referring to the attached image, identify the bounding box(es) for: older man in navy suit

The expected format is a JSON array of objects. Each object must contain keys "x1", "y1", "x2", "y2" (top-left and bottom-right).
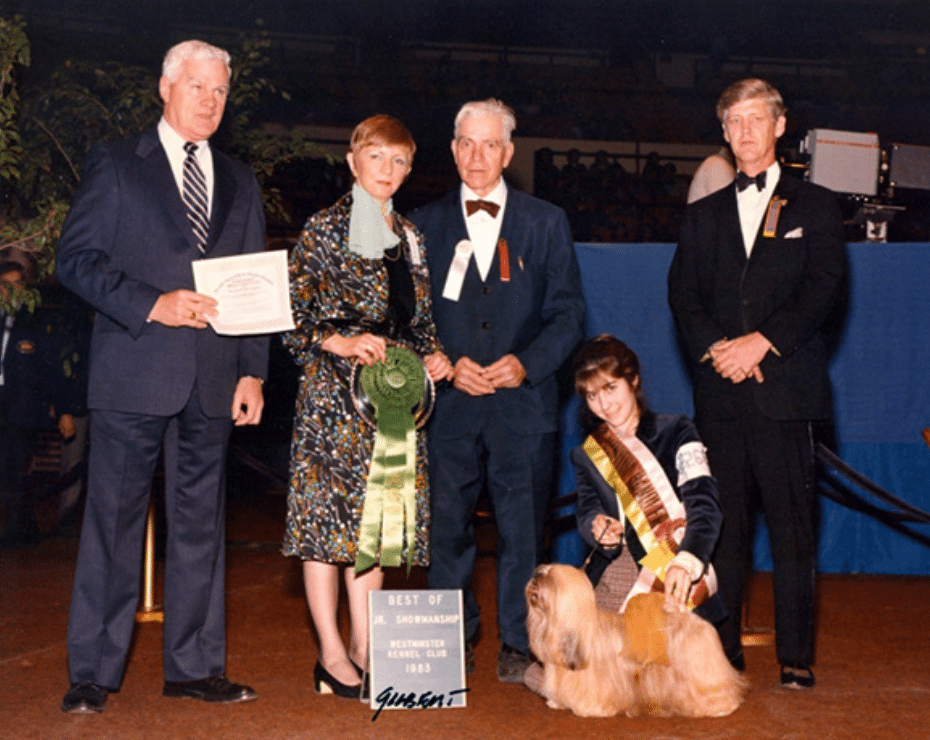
[
  {"x1": 668, "y1": 79, "x2": 846, "y2": 691},
  {"x1": 56, "y1": 40, "x2": 268, "y2": 714},
  {"x1": 411, "y1": 99, "x2": 584, "y2": 682}
]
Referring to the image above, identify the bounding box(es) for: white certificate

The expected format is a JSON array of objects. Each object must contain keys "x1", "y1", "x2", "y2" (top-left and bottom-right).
[{"x1": 192, "y1": 249, "x2": 295, "y2": 335}]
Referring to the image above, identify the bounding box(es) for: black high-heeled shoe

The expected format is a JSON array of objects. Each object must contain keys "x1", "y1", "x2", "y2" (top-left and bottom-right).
[
  {"x1": 314, "y1": 660, "x2": 362, "y2": 699},
  {"x1": 350, "y1": 659, "x2": 371, "y2": 700}
]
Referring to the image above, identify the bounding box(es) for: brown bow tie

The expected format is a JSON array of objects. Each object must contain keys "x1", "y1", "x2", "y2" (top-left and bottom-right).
[{"x1": 465, "y1": 199, "x2": 500, "y2": 218}]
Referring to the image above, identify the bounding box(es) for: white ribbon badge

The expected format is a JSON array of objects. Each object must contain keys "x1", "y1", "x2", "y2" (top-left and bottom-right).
[{"x1": 441, "y1": 239, "x2": 473, "y2": 302}]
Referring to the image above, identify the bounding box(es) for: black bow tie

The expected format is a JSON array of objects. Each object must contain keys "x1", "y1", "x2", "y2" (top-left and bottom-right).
[
  {"x1": 465, "y1": 199, "x2": 500, "y2": 218},
  {"x1": 736, "y1": 170, "x2": 767, "y2": 192}
]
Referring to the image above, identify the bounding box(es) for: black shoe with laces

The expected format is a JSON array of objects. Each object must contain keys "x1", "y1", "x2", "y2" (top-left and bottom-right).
[
  {"x1": 780, "y1": 663, "x2": 815, "y2": 690},
  {"x1": 497, "y1": 644, "x2": 532, "y2": 683},
  {"x1": 61, "y1": 681, "x2": 109, "y2": 714},
  {"x1": 163, "y1": 674, "x2": 257, "y2": 703}
]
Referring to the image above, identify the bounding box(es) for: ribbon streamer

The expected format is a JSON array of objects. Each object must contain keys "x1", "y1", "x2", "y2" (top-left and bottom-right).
[{"x1": 355, "y1": 346, "x2": 425, "y2": 573}]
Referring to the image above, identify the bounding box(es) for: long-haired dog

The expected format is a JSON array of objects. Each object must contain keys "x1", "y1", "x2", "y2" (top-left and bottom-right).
[{"x1": 526, "y1": 564, "x2": 746, "y2": 718}]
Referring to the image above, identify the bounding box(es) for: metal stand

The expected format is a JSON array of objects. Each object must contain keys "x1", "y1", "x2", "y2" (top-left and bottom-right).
[{"x1": 135, "y1": 502, "x2": 164, "y2": 623}]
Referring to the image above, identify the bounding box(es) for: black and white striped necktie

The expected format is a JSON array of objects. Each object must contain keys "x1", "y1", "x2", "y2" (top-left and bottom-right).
[{"x1": 182, "y1": 141, "x2": 209, "y2": 253}]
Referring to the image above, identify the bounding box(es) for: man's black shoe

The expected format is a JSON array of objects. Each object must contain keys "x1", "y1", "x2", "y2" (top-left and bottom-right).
[
  {"x1": 497, "y1": 644, "x2": 533, "y2": 683},
  {"x1": 163, "y1": 674, "x2": 257, "y2": 703},
  {"x1": 780, "y1": 663, "x2": 815, "y2": 690},
  {"x1": 61, "y1": 681, "x2": 108, "y2": 714}
]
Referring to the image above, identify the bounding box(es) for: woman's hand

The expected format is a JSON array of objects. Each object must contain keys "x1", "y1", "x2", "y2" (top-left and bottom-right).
[
  {"x1": 591, "y1": 514, "x2": 624, "y2": 548},
  {"x1": 322, "y1": 333, "x2": 387, "y2": 365},
  {"x1": 424, "y1": 351, "x2": 454, "y2": 382},
  {"x1": 663, "y1": 564, "x2": 691, "y2": 612}
]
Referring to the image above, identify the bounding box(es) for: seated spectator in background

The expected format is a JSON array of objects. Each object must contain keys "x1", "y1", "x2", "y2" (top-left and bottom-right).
[
  {"x1": 562, "y1": 148, "x2": 589, "y2": 190},
  {"x1": 533, "y1": 147, "x2": 560, "y2": 204},
  {"x1": 639, "y1": 151, "x2": 664, "y2": 201},
  {"x1": 589, "y1": 149, "x2": 612, "y2": 180}
]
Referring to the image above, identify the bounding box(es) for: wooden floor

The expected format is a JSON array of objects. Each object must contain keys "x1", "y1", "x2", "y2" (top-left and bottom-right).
[{"x1": 2, "y1": 483, "x2": 930, "y2": 740}]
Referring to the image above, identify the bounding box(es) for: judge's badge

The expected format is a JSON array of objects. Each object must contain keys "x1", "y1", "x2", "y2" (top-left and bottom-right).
[{"x1": 441, "y1": 240, "x2": 473, "y2": 302}]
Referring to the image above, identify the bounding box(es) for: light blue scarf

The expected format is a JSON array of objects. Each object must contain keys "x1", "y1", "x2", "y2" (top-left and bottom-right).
[{"x1": 347, "y1": 182, "x2": 400, "y2": 259}]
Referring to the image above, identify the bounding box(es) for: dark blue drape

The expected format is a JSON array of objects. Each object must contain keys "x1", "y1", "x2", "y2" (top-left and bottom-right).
[{"x1": 554, "y1": 242, "x2": 930, "y2": 575}]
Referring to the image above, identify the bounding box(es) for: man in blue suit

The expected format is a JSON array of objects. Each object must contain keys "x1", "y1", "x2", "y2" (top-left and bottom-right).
[
  {"x1": 411, "y1": 99, "x2": 584, "y2": 682},
  {"x1": 56, "y1": 40, "x2": 268, "y2": 714}
]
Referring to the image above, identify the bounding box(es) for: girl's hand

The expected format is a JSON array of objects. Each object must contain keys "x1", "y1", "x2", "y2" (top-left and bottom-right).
[{"x1": 592, "y1": 514, "x2": 624, "y2": 548}]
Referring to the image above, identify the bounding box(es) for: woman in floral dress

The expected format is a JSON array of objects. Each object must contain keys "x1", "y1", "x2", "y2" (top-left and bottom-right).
[{"x1": 283, "y1": 115, "x2": 452, "y2": 699}]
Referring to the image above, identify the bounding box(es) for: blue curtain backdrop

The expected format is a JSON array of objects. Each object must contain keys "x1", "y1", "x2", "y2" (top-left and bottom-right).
[{"x1": 553, "y1": 242, "x2": 930, "y2": 575}]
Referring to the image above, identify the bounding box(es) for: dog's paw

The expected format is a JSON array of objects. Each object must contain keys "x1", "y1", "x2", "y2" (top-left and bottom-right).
[{"x1": 546, "y1": 698, "x2": 567, "y2": 710}]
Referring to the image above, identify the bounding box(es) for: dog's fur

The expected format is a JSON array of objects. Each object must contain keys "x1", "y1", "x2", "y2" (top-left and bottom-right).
[{"x1": 526, "y1": 564, "x2": 746, "y2": 718}]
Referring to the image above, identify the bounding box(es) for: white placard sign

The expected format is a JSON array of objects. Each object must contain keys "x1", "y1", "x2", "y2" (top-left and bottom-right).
[{"x1": 368, "y1": 589, "x2": 468, "y2": 718}]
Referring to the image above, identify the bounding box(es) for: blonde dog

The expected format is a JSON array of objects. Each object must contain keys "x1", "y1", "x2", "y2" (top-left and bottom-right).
[{"x1": 525, "y1": 563, "x2": 746, "y2": 718}]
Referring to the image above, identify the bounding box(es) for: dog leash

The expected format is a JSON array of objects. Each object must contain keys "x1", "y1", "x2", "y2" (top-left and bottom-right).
[{"x1": 582, "y1": 519, "x2": 623, "y2": 569}]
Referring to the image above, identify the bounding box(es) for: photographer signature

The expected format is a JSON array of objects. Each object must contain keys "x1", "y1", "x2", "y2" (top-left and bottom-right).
[{"x1": 372, "y1": 686, "x2": 470, "y2": 721}]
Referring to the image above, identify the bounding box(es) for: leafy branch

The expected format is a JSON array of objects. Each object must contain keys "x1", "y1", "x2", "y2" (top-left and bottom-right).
[{"x1": 1, "y1": 17, "x2": 332, "y2": 316}]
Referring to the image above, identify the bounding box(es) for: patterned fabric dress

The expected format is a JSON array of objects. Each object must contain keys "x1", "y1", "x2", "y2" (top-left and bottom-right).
[{"x1": 283, "y1": 192, "x2": 442, "y2": 565}]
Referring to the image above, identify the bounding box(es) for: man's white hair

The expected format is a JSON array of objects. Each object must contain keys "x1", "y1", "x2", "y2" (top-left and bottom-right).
[
  {"x1": 162, "y1": 40, "x2": 231, "y2": 82},
  {"x1": 454, "y1": 99, "x2": 517, "y2": 142}
]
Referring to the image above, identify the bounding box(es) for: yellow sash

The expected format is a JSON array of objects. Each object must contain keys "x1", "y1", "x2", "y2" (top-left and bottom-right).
[{"x1": 583, "y1": 426, "x2": 714, "y2": 611}]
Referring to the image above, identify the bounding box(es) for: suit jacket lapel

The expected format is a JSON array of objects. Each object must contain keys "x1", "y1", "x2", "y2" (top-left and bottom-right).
[
  {"x1": 207, "y1": 151, "x2": 237, "y2": 254},
  {"x1": 719, "y1": 184, "x2": 748, "y2": 265},
  {"x1": 446, "y1": 189, "x2": 469, "y2": 246},
  {"x1": 136, "y1": 130, "x2": 202, "y2": 255},
  {"x1": 439, "y1": 189, "x2": 471, "y2": 270},
  {"x1": 498, "y1": 186, "x2": 517, "y2": 252},
  {"x1": 771, "y1": 172, "x2": 800, "y2": 215}
]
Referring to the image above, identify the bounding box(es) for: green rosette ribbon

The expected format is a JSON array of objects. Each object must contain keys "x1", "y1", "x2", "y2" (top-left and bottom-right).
[{"x1": 355, "y1": 345, "x2": 425, "y2": 574}]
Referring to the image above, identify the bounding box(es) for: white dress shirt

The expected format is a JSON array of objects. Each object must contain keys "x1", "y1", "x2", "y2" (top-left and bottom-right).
[
  {"x1": 460, "y1": 179, "x2": 507, "y2": 281},
  {"x1": 736, "y1": 161, "x2": 780, "y2": 257}
]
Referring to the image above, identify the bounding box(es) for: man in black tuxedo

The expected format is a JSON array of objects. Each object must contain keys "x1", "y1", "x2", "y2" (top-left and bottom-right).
[
  {"x1": 668, "y1": 78, "x2": 846, "y2": 690},
  {"x1": 411, "y1": 99, "x2": 584, "y2": 682},
  {"x1": 56, "y1": 40, "x2": 268, "y2": 713}
]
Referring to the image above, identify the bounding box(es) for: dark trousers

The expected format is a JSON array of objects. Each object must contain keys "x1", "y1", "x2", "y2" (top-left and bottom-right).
[
  {"x1": 66, "y1": 387, "x2": 233, "y2": 688},
  {"x1": 427, "y1": 420, "x2": 554, "y2": 653},
  {"x1": 699, "y1": 405, "x2": 817, "y2": 667},
  {"x1": 0, "y1": 387, "x2": 40, "y2": 541}
]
